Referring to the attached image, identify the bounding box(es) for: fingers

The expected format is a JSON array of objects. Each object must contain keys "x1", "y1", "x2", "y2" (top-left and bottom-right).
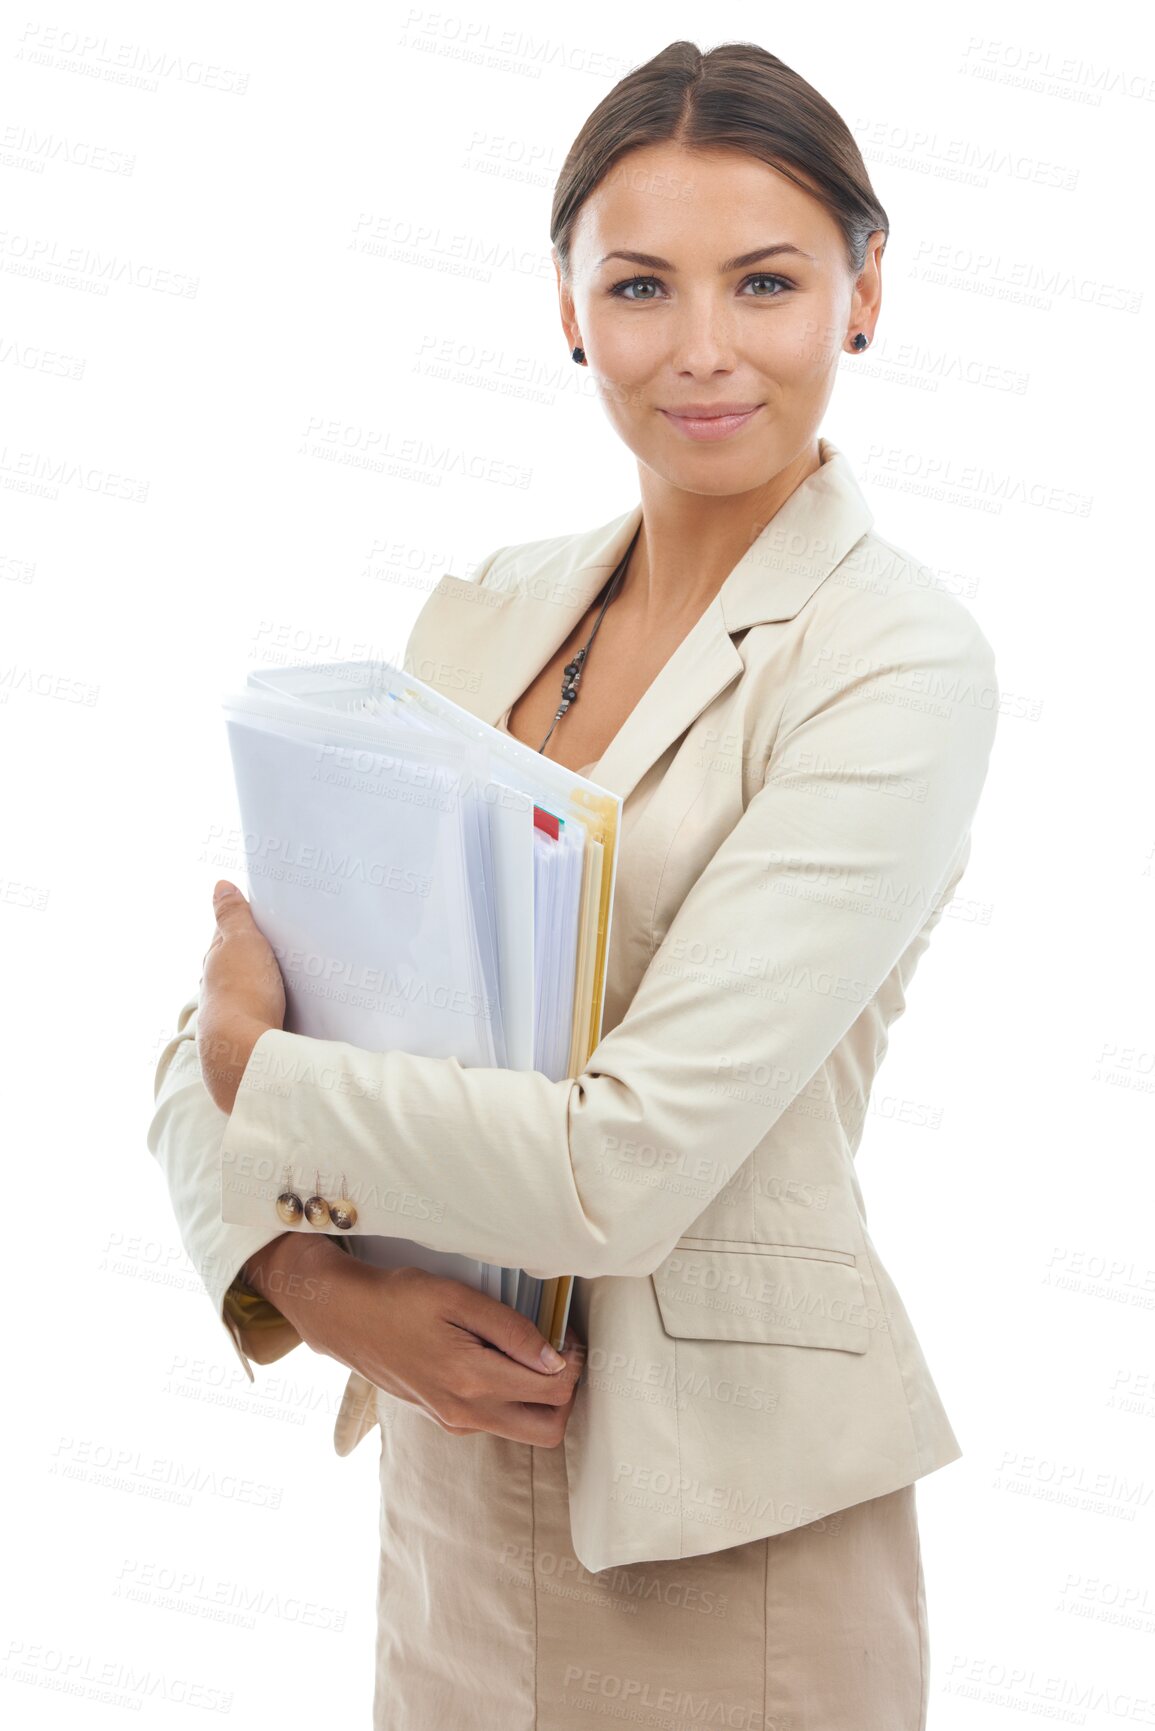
[
  {"x1": 428, "y1": 1320, "x2": 586, "y2": 1424},
  {"x1": 448, "y1": 1285, "x2": 584, "y2": 1377},
  {"x1": 435, "y1": 1394, "x2": 577, "y2": 1447},
  {"x1": 471, "y1": 1314, "x2": 585, "y2": 1409},
  {"x1": 450, "y1": 1344, "x2": 583, "y2": 1411},
  {"x1": 345, "y1": 1269, "x2": 589, "y2": 1447},
  {"x1": 414, "y1": 1370, "x2": 578, "y2": 1444},
  {"x1": 500, "y1": 1404, "x2": 572, "y2": 1446}
]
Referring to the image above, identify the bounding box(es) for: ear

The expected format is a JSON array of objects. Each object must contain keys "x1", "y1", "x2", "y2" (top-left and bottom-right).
[
  {"x1": 553, "y1": 248, "x2": 580, "y2": 351},
  {"x1": 849, "y1": 230, "x2": 885, "y2": 346}
]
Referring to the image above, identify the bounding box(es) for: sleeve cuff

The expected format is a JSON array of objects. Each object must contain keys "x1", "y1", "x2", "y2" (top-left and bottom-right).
[{"x1": 220, "y1": 1271, "x2": 304, "y2": 1370}]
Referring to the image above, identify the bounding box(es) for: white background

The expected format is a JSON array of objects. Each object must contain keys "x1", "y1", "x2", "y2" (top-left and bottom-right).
[{"x1": 2, "y1": 1, "x2": 1153, "y2": 1725}]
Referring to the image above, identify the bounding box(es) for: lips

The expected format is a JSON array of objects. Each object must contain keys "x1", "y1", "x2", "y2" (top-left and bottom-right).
[
  {"x1": 662, "y1": 403, "x2": 762, "y2": 417},
  {"x1": 658, "y1": 404, "x2": 764, "y2": 442}
]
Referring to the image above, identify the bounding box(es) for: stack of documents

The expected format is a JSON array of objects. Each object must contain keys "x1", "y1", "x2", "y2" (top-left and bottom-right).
[{"x1": 219, "y1": 657, "x2": 622, "y2": 1352}]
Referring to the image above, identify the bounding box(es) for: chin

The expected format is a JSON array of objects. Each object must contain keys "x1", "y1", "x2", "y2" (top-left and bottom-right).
[{"x1": 645, "y1": 448, "x2": 780, "y2": 497}]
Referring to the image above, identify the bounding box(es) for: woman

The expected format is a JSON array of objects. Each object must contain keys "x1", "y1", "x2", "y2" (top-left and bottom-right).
[{"x1": 150, "y1": 39, "x2": 999, "y2": 1730}]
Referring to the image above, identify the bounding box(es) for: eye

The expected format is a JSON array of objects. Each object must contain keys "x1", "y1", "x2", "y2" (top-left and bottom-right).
[
  {"x1": 608, "y1": 275, "x2": 665, "y2": 300},
  {"x1": 741, "y1": 273, "x2": 793, "y2": 296}
]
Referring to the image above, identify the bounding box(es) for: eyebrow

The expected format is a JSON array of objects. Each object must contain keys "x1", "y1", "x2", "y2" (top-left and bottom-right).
[{"x1": 597, "y1": 243, "x2": 816, "y2": 271}]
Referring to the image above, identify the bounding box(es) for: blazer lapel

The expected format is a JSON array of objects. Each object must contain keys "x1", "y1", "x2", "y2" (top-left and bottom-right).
[{"x1": 404, "y1": 438, "x2": 874, "y2": 804}]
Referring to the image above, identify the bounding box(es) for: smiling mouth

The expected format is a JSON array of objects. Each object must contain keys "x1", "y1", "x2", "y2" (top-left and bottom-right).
[{"x1": 658, "y1": 405, "x2": 764, "y2": 441}]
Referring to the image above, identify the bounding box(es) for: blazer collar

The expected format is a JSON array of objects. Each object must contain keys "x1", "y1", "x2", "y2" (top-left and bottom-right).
[{"x1": 406, "y1": 436, "x2": 873, "y2": 803}]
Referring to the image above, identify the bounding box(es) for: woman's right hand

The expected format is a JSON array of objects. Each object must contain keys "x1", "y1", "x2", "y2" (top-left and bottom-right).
[{"x1": 242, "y1": 1234, "x2": 587, "y2": 1447}]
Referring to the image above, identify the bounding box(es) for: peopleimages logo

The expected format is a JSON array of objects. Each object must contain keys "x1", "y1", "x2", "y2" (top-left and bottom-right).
[{"x1": 611, "y1": 1463, "x2": 829, "y2": 1528}]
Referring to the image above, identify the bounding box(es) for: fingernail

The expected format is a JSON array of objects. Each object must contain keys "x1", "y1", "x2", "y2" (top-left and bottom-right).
[
  {"x1": 214, "y1": 881, "x2": 237, "y2": 900},
  {"x1": 540, "y1": 1344, "x2": 565, "y2": 1370}
]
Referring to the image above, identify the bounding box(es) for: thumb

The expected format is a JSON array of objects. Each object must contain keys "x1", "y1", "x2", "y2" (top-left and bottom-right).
[
  {"x1": 212, "y1": 880, "x2": 249, "y2": 924},
  {"x1": 465, "y1": 1291, "x2": 573, "y2": 1373}
]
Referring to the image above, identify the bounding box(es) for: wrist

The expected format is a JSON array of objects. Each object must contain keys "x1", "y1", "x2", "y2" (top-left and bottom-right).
[{"x1": 240, "y1": 1233, "x2": 350, "y2": 1348}]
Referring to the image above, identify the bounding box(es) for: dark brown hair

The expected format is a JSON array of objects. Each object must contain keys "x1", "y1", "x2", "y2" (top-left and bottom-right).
[{"x1": 551, "y1": 40, "x2": 888, "y2": 282}]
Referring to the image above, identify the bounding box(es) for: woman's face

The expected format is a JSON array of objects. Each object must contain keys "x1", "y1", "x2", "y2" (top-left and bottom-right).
[{"x1": 556, "y1": 141, "x2": 882, "y2": 495}]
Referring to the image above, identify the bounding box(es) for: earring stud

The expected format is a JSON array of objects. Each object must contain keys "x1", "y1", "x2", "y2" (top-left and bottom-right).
[
  {"x1": 851, "y1": 332, "x2": 869, "y2": 351},
  {"x1": 571, "y1": 345, "x2": 586, "y2": 364}
]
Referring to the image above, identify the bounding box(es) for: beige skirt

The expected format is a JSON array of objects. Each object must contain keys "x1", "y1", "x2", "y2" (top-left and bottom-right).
[{"x1": 372, "y1": 1389, "x2": 929, "y2": 1729}]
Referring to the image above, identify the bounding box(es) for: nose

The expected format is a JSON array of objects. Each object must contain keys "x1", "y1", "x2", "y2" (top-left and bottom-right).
[{"x1": 666, "y1": 291, "x2": 740, "y2": 376}]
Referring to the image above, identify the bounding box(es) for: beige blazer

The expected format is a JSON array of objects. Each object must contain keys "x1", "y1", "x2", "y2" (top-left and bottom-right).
[{"x1": 148, "y1": 435, "x2": 999, "y2": 1575}]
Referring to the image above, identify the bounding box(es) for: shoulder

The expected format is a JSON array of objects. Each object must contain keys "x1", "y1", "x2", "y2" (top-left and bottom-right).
[
  {"x1": 744, "y1": 524, "x2": 1001, "y2": 762},
  {"x1": 807, "y1": 524, "x2": 998, "y2": 689},
  {"x1": 401, "y1": 507, "x2": 635, "y2": 674}
]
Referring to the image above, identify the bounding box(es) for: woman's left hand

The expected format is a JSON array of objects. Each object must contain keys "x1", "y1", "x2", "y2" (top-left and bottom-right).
[{"x1": 197, "y1": 880, "x2": 286, "y2": 1114}]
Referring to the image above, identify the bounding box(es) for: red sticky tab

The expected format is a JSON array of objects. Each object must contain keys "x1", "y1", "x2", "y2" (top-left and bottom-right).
[{"x1": 533, "y1": 805, "x2": 560, "y2": 839}]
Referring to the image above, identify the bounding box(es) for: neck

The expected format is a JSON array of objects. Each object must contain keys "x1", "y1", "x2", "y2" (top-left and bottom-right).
[{"x1": 622, "y1": 438, "x2": 824, "y2": 625}]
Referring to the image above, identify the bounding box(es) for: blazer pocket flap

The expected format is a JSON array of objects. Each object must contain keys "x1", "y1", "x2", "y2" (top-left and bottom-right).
[{"x1": 651, "y1": 1243, "x2": 871, "y2": 1352}]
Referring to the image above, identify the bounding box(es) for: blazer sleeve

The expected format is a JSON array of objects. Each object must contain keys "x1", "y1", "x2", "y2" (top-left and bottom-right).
[
  {"x1": 218, "y1": 586, "x2": 1000, "y2": 1281},
  {"x1": 147, "y1": 989, "x2": 309, "y2": 1380}
]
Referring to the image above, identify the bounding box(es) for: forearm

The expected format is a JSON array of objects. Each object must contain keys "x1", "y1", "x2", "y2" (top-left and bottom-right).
[{"x1": 199, "y1": 1011, "x2": 273, "y2": 1116}]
